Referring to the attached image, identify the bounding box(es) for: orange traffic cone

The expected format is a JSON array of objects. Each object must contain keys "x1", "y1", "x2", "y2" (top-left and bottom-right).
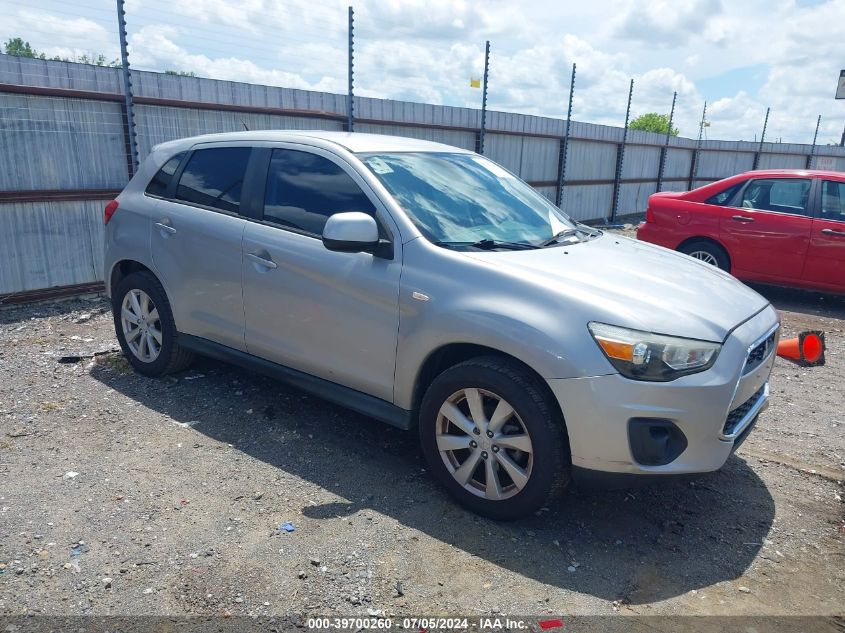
[{"x1": 777, "y1": 331, "x2": 825, "y2": 367}]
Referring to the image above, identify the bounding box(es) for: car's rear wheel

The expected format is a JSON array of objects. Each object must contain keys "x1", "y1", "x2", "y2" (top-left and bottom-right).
[
  {"x1": 419, "y1": 356, "x2": 570, "y2": 520},
  {"x1": 679, "y1": 240, "x2": 730, "y2": 272},
  {"x1": 112, "y1": 271, "x2": 194, "y2": 377}
]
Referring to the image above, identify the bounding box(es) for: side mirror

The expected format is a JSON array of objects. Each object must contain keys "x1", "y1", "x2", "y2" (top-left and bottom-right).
[{"x1": 322, "y1": 212, "x2": 380, "y2": 254}]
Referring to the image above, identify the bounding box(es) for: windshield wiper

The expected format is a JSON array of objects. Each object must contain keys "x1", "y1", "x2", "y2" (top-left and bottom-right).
[
  {"x1": 540, "y1": 225, "x2": 601, "y2": 247},
  {"x1": 433, "y1": 239, "x2": 538, "y2": 251},
  {"x1": 469, "y1": 239, "x2": 539, "y2": 251}
]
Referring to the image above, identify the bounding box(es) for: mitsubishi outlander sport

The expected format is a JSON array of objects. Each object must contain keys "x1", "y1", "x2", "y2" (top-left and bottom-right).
[{"x1": 104, "y1": 131, "x2": 779, "y2": 519}]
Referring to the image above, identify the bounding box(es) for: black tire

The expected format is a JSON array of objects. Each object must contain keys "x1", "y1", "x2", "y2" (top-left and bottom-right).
[
  {"x1": 419, "y1": 356, "x2": 570, "y2": 520},
  {"x1": 112, "y1": 271, "x2": 194, "y2": 377},
  {"x1": 679, "y1": 239, "x2": 730, "y2": 272}
]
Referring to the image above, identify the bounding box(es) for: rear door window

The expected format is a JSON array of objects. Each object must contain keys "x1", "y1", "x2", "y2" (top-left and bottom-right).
[
  {"x1": 145, "y1": 152, "x2": 185, "y2": 198},
  {"x1": 175, "y1": 147, "x2": 252, "y2": 214},
  {"x1": 820, "y1": 180, "x2": 845, "y2": 222},
  {"x1": 738, "y1": 178, "x2": 811, "y2": 216}
]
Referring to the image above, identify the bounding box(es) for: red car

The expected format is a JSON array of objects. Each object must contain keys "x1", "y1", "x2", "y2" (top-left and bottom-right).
[{"x1": 637, "y1": 170, "x2": 845, "y2": 294}]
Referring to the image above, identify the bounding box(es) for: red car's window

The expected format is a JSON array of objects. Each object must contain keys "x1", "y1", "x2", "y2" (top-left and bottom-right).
[
  {"x1": 821, "y1": 180, "x2": 845, "y2": 222},
  {"x1": 705, "y1": 181, "x2": 744, "y2": 206},
  {"x1": 738, "y1": 178, "x2": 811, "y2": 216}
]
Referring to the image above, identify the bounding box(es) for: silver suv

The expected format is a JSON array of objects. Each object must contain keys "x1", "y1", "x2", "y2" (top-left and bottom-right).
[{"x1": 104, "y1": 131, "x2": 779, "y2": 519}]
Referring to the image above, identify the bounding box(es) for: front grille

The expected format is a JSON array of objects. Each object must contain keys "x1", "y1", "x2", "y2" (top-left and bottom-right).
[
  {"x1": 723, "y1": 384, "x2": 765, "y2": 436},
  {"x1": 744, "y1": 332, "x2": 777, "y2": 374}
]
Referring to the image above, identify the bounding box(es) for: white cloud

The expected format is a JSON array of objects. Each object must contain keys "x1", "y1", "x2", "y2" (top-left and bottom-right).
[
  {"x1": 128, "y1": 24, "x2": 345, "y2": 92},
  {"x1": 1, "y1": 0, "x2": 843, "y2": 144},
  {"x1": 2, "y1": 9, "x2": 119, "y2": 62},
  {"x1": 672, "y1": 0, "x2": 845, "y2": 143},
  {"x1": 613, "y1": 0, "x2": 724, "y2": 48},
  {"x1": 707, "y1": 91, "x2": 768, "y2": 140}
]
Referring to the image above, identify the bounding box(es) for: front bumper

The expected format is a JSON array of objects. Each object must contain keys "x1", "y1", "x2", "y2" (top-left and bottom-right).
[{"x1": 549, "y1": 305, "x2": 779, "y2": 478}]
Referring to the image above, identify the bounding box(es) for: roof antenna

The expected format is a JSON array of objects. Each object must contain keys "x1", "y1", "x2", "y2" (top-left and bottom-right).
[{"x1": 240, "y1": 120, "x2": 250, "y2": 131}]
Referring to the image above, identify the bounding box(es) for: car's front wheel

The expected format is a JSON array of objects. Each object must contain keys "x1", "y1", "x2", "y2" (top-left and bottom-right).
[
  {"x1": 112, "y1": 271, "x2": 194, "y2": 377},
  {"x1": 419, "y1": 356, "x2": 570, "y2": 519}
]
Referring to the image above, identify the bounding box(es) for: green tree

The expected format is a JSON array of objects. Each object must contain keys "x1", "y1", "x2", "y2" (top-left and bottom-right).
[
  {"x1": 4, "y1": 37, "x2": 120, "y2": 66},
  {"x1": 165, "y1": 69, "x2": 197, "y2": 77},
  {"x1": 629, "y1": 112, "x2": 679, "y2": 136},
  {"x1": 4, "y1": 37, "x2": 38, "y2": 57},
  {"x1": 77, "y1": 53, "x2": 121, "y2": 67}
]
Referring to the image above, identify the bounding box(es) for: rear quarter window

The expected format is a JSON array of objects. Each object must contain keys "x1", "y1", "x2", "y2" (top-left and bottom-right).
[
  {"x1": 705, "y1": 181, "x2": 744, "y2": 206},
  {"x1": 145, "y1": 152, "x2": 185, "y2": 198}
]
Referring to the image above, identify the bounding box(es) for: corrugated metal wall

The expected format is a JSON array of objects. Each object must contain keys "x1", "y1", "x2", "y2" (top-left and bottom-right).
[
  {"x1": 355, "y1": 122, "x2": 475, "y2": 151},
  {"x1": 0, "y1": 94, "x2": 127, "y2": 190},
  {"x1": 134, "y1": 105, "x2": 343, "y2": 159},
  {"x1": 0, "y1": 200, "x2": 105, "y2": 292},
  {"x1": 2, "y1": 53, "x2": 845, "y2": 296}
]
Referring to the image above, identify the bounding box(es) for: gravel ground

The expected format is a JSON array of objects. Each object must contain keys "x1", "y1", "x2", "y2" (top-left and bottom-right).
[{"x1": 0, "y1": 285, "x2": 843, "y2": 619}]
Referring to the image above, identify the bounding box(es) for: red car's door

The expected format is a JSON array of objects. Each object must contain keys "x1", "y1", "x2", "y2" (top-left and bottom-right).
[
  {"x1": 719, "y1": 177, "x2": 813, "y2": 281},
  {"x1": 803, "y1": 179, "x2": 845, "y2": 292}
]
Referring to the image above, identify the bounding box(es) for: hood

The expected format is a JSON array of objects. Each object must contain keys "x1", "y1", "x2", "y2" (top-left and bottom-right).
[{"x1": 464, "y1": 234, "x2": 769, "y2": 342}]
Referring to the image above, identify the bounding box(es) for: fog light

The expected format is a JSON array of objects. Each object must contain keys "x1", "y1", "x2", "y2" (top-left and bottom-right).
[{"x1": 628, "y1": 418, "x2": 688, "y2": 466}]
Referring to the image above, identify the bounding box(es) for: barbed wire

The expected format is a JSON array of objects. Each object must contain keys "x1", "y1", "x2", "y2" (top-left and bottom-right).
[
  {"x1": 4, "y1": 0, "x2": 348, "y2": 90},
  {"x1": 2, "y1": 0, "x2": 843, "y2": 151}
]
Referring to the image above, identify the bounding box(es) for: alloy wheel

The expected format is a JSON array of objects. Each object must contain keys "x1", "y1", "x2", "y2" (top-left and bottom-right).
[
  {"x1": 435, "y1": 388, "x2": 533, "y2": 500},
  {"x1": 120, "y1": 289, "x2": 162, "y2": 363},
  {"x1": 688, "y1": 250, "x2": 719, "y2": 266}
]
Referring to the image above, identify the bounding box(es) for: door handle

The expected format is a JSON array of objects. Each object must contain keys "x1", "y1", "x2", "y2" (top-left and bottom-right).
[
  {"x1": 246, "y1": 252, "x2": 277, "y2": 269},
  {"x1": 731, "y1": 215, "x2": 754, "y2": 223},
  {"x1": 155, "y1": 221, "x2": 176, "y2": 235},
  {"x1": 821, "y1": 228, "x2": 845, "y2": 237}
]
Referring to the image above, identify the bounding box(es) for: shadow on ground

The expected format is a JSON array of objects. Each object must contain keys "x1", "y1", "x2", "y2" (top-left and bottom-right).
[
  {"x1": 749, "y1": 283, "x2": 845, "y2": 320},
  {"x1": 91, "y1": 353, "x2": 775, "y2": 605}
]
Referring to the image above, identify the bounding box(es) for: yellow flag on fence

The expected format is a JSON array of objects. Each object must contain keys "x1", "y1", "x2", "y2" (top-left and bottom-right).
[{"x1": 470, "y1": 78, "x2": 481, "y2": 88}]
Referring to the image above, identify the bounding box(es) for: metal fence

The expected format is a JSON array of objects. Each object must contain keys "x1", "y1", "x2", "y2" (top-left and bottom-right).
[{"x1": 2, "y1": 52, "x2": 845, "y2": 299}]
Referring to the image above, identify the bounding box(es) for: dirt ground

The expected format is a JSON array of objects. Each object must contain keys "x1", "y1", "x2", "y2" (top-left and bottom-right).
[{"x1": 0, "y1": 282, "x2": 843, "y2": 621}]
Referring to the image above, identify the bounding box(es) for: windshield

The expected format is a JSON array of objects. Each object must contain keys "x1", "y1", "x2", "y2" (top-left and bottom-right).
[{"x1": 360, "y1": 152, "x2": 578, "y2": 247}]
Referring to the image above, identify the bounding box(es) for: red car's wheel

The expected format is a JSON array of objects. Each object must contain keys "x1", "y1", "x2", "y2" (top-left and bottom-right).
[{"x1": 679, "y1": 240, "x2": 730, "y2": 272}]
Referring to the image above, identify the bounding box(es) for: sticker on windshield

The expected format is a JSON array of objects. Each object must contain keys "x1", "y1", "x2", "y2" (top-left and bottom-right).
[
  {"x1": 367, "y1": 157, "x2": 394, "y2": 174},
  {"x1": 471, "y1": 156, "x2": 515, "y2": 179}
]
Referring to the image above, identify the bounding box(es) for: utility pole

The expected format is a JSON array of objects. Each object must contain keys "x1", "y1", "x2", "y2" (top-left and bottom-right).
[
  {"x1": 689, "y1": 101, "x2": 707, "y2": 189},
  {"x1": 347, "y1": 6, "x2": 354, "y2": 132},
  {"x1": 752, "y1": 107, "x2": 770, "y2": 170},
  {"x1": 807, "y1": 115, "x2": 821, "y2": 169},
  {"x1": 116, "y1": 0, "x2": 138, "y2": 175},
  {"x1": 656, "y1": 91, "x2": 677, "y2": 192},
  {"x1": 478, "y1": 40, "x2": 490, "y2": 155},
  {"x1": 556, "y1": 62, "x2": 576, "y2": 208},
  {"x1": 610, "y1": 78, "x2": 634, "y2": 223}
]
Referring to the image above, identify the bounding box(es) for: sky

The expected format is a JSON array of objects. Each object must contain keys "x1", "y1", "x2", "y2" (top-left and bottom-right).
[{"x1": 2, "y1": 0, "x2": 844, "y2": 144}]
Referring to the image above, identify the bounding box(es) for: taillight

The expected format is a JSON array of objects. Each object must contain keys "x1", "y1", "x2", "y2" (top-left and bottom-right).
[
  {"x1": 645, "y1": 206, "x2": 655, "y2": 223},
  {"x1": 104, "y1": 200, "x2": 119, "y2": 225}
]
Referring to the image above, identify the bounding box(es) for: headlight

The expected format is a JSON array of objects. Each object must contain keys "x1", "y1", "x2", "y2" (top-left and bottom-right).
[{"x1": 588, "y1": 322, "x2": 721, "y2": 382}]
